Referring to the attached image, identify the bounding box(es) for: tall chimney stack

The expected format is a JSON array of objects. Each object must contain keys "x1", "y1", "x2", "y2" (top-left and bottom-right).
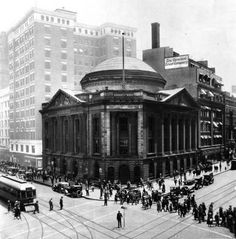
[{"x1": 151, "y1": 22, "x2": 160, "y2": 49}]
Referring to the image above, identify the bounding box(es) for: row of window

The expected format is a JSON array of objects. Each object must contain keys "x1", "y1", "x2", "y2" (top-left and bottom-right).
[
  {"x1": 13, "y1": 120, "x2": 35, "y2": 129},
  {"x1": 44, "y1": 37, "x2": 67, "y2": 48},
  {"x1": 11, "y1": 143, "x2": 35, "y2": 153},
  {"x1": 0, "y1": 111, "x2": 8, "y2": 118},
  {"x1": 9, "y1": 131, "x2": 35, "y2": 140},
  {"x1": 0, "y1": 120, "x2": 8, "y2": 127},
  {"x1": 45, "y1": 49, "x2": 67, "y2": 59},
  {"x1": 41, "y1": 15, "x2": 71, "y2": 26},
  {"x1": 12, "y1": 108, "x2": 35, "y2": 119},
  {"x1": 9, "y1": 27, "x2": 34, "y2": 51},
  {"x1": 0, "y1": 129, "x2": 8, "y2": 136},
  {"x1": 0, "y1": 138, "x2": 9, "y2": 146},
  {"x1": 10, "y1": 62, "x2": 35, "y2": 79}
]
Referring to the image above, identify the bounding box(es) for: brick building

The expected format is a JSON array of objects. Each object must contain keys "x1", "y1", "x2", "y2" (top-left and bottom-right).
[
  {"x1": 143, "y1": 23, "x2": 224, "y2": 163},
  {"x1": 41, "y1": 57, "x2": 199, "y2": 182},
  {"x1": 7, "y1": 7, "x2": 136, "y2": 168}
]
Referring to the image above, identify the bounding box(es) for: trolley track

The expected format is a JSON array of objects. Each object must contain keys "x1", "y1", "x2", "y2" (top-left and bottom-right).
[
  {"x1": 118, "y1": 179, "x2": 236, "y2": 239},
  {"x1": 38, "y1": 196, "x2": 131, "y2": 239}
]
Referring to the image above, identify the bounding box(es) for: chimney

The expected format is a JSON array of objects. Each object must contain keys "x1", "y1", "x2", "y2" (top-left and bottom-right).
[{"x1": 151, "y1": 22, "x2": 160, "y2": 49}]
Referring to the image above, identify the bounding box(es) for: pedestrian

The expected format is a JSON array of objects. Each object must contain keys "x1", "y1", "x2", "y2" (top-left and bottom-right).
[
  {"x1": 49, "y1": 198, "x2": 53, "y2": 211},
  {"x1": 162, "y1": 183, "x2": 166, "y2": 194},
  {"x1": 7, "y1": 200, "x2": 11, "y2": 213},
  {"x1": 174, "y1": 178, "x2": 177, "y2": 186},
  {"x1": 117, "y1": 210, "x2": 123, "y2": 228},
  {"x1": 34, "y1": 200, "x2": 39, "y2": 214},
  {"x1": 60, "y1": 196, "x2": 63, "y2": 210},
  {"x1": 219, "y1": 161, "x2": 222, "y2": 171},
  {"x1": 215, "y1": 212, "x2": 220, "y2": 226}
]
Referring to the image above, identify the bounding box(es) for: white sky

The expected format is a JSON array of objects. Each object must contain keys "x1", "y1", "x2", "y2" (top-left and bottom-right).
[{"x1": 1, "y1": 0, "x2": 236, "y2": 92}]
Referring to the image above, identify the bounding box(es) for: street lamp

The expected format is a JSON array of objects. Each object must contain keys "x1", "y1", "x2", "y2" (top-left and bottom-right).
[{"x1": 121, "y1": 206, "x2": 127, "y2": 228}]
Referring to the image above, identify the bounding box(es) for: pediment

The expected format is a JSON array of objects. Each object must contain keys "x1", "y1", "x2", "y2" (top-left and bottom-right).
[
  {"x1": 164, "y1": 89, "x2": 198, "y2": 108},
  {"x1": 46, "y1": 89, "x2": 80, "y2": 109}
]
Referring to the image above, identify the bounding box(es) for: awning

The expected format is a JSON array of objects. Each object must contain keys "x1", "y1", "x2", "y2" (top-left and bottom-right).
[
  {"x1": 208, "y1": 91, "x2": 214, "y2": 97},
  {"x1": 200, "y1": 89, "x2": 207, "y2": 95},
  {"x1": 214, "y1": 78, "x2": 223, "y2": 85}
]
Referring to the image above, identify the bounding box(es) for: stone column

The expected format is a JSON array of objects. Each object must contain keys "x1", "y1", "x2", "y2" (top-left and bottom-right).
[
  {"x1": 154, "y1": 162, "x2": 157, "y2": 178},
  {"x1": 111, "y1": 113, "x2": 116, "y2": 156},
  {"x1": 183, "y1": 118, "x2": 186, "y2": 152},
  {"x1": 161, "y1": 116, "x2": 164, "y2": 155},
  {"x1": 176, "y1": 116, "x2": 179, "y2": 153},
  {"x1": 169, "y1": 116, "x2": 172, "y2": 153},
  {"x1": 138, "y1": 110, "x2": 144, "y2": 157},
  {"x1": 68, "y1": 116, "x2": 73, "y2": 153},
  {"x1": 189, "y1": 119, "x2": 192, "y2": 151}
]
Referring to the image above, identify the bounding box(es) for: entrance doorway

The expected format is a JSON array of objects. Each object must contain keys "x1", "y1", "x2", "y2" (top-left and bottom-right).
[{"x1": 119, "y1": 165, "x2": 130, "y2": 184}]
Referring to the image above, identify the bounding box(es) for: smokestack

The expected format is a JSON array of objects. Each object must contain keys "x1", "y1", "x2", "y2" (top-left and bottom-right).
[{"x1": 151, "y1": 22, "x2": 160, "y2": 49}]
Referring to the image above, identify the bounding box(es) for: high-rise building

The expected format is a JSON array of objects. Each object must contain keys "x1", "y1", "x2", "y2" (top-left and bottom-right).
[
  {"x1": 0, "y1": 87, "x2": 9, "y2": 160},
  {"x1": 0, "y1": 32, "x2": 9, "y2": 89},
  {"x1": 7, "y1": 8, "x2": 136, "y2": 168}
]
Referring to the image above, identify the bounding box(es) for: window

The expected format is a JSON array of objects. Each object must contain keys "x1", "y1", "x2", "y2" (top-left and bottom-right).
[
  {"x1": 32, "y1": 145, "x2": 35, "y2": 153},
  {"x1": 45, "y1": 49, "x2": 51, "y2": 57},
  {"x1": 61, "y1": 40, "x2": 67, "y2": 48},
  {"x1": 61, "y1": 52, "x2": 67, "y2": 59},
  {"x1": 45, "y1": 85, "x2": 51, "y2": 93},
  {"x1": 26, "y1": 145, "x2": 29, "y2": 152},
  {"x1": 45, "y1": 38, "x2": 51, "y2": 46},
  {"x1": 92, "y1": 117, "x2": 100, "y2": 153},
  {"x1": 61, "y1": 63, "x2": 67, "y2": 71},
  {"x1": 21, "y1": 145, "x2": 24, "y2": 152},
  {"x1": 45, "y1": 74, "x2": 51, "y2": 81},
  {"x1": 16, "y1": 144, "x2": 18, "y2": 151},
  {"x1": 41, "y1": 15, "x2": 44, "y2": 21},
  {"x1": 119, "y1": 117, "x2": 129, "y2": 154},
  {"x1": 61, "y1": 75, "x2": 67, "y2": 82},
  {"x1": 45, "y1": 61, "x2": 51, "y2": 69}
]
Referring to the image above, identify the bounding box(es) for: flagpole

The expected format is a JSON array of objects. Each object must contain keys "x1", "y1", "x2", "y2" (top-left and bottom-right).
[{"x1": 122, "y1": 32, "x2": 125, "y2": 90}]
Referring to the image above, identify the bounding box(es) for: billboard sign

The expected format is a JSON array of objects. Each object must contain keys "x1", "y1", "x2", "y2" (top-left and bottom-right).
[{"x1": 165, "y1": 55, "x2": 189, "y2": 69}]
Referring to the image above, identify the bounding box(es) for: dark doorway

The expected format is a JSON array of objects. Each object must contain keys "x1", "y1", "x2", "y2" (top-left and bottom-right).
[
  {"x1": 149, "y1": 161, "x2": 154, "y2": 178},
  {"x1": 107, "y1": 167, "x2": 115, "y2": 182},
  {"x1": 94, "y1": 162, "x2": 100, "y2": 179},
  {"x1": 134, "y1": 165, "x2": 140, "y2": 183},
  {"x1": 156, "y1": 159, "x2": 162, "y2": 178},
  {"x1": 119, "y1": 165, "x2": 130, "y2": 184}
]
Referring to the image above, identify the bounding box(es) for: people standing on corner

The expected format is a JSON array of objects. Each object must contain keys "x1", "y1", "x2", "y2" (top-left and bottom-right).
[
  {"x1": 7, "y1": 200, "x2": 11, "y2": 213},
  {"x1": 60, "y1": 196, "x2": 63, "y2": 210},
  {"x1": 117, "y1": 210, "x2": 123, "y2": 228},
  {"x1": 49, "y1": 198, "x2": 53, "y2": 211},
  {"x1": 34, "y1": 200, "x2": 39, "y2": 214}
]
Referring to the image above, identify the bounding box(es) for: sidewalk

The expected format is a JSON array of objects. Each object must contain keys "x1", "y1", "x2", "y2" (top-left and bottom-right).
[
  {"x1": 82, "y1": 160, "x2": 231, "y2": 201},
  {"x1": 33, "y1": 160, "x2": 231, "y2": 201}
]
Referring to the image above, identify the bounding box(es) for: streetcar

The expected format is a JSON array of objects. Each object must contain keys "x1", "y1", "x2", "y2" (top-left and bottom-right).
[{"x1": 0, "y1": 175, "x2": 36, "y2": 211}]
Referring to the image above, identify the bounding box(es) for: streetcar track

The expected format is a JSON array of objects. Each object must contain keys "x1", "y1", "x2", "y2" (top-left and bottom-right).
[
  {"x1": 21, "y1": 213, "x2": 30, "y2": 239},
  {"x1": 30, "y1": 213, "x2": 45, "y2": 239},
  {"x1": 118, "y1": 179, "x2": 236, "y2": 238},
  {"x1": 149, "y1": 186, "x2": 236, "y2": 239},
  {"x1": 39, "y1": 197, "x2": 129, "y2": 239}
]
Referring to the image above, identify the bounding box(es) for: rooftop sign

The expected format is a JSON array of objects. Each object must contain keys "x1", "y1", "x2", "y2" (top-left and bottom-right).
[{"x1": 165, "y1": 55, "x2": 189, "y2": 69}]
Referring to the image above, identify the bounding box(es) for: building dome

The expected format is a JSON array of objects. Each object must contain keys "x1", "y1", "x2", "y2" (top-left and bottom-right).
[
  {"x1": 92, "y1": 57, "x2": 157, "y2": 73},
  {"x1": 81, "y1": 57, "x2": 166, "y2": 93}
]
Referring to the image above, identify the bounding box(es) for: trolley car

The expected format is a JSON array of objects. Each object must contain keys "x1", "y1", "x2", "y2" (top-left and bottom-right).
[{"x1": 0, "y1": 175, "x2": 36, "y2": 211}]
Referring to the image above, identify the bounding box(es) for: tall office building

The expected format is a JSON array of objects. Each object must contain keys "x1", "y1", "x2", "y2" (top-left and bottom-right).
[
  {"x1": 0, "y1": 87, "x2": 9, "y2": 160},
  {"x1": 0, "y1": 32, "x2": 9, "y2": 89},
  {"x1": 7, "y1": 8, "x2": 136, "y2": 168}
]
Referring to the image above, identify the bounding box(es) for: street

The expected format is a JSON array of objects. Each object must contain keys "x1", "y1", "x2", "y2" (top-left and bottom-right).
[{"x1": 0, "y1": 170, "x2": 236, "y2": 239}]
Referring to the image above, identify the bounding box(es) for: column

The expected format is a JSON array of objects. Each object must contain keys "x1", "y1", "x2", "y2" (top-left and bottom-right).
[
  {"x1": 161, "y1": 116, "x2": 164, "y2": 155},
  {"x1": 128, "y1": 119, "x2": 132, "y2": 154},
  {"x1": 189, "y1": 119, "x2": 192, "y2": 151},
  {"x1": 176, "y1": 116, "x2": 179, "y2": 153},
  {"x1": 154, "y1": 162, "x2": 157, "y2": 178},
  {"x1": 183, "y1": 118, "x2": 186, "y2": 152},
  {"x1": 111, "y1": 113, "x2": 116, "y2": 156},
  {"x1": 169, "y1": 116, "x2": 172, "y2": 153},
  {"x1": 195, "y1": 116, "x2": 198, "y2": 150},
  {"x1": 68, "y1": 116, "x2": 73, "y2": 153}
]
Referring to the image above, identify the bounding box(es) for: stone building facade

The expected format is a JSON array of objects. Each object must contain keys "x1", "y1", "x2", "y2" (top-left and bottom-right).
[{"x1": 41, "y1": 57, "x2": 199, "y2": 182}]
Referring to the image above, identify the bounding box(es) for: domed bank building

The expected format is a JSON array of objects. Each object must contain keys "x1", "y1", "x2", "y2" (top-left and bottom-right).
[{"x1": 41, "y1": 57, "x2": 199, "y2": 183}]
